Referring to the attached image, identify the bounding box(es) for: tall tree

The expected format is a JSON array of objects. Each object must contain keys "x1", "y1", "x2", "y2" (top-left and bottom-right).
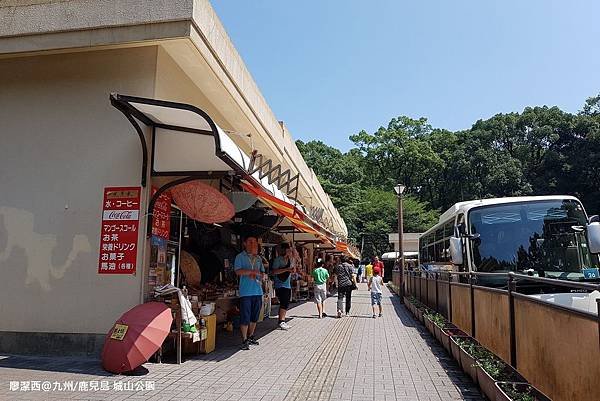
[{"x1": 297, "y1": 93, "x2": 600, "y2": 260}]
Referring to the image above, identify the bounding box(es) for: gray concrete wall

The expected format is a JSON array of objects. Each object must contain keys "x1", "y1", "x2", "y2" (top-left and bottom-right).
[{"x1": 0, "y1": 47, "x2": 157, "y2": 344}]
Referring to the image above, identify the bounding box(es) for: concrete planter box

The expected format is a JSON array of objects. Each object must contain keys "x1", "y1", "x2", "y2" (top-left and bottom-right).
[
  {"x1": 495, "y1": 382, "x2": 552, "y2": 401},
  {"x1": 403, "y1": 297, "x2": 411, "y2": 311},
  {"x1": 440, "y1": 327, "x2": 466, "y2": 354},
  {"x1": 415, "y1": 307, "x2": 424, "y2": 323},
  {"x1": 424, "y1": 315, "x2": 435, "y2": 335},
  {"x1": 477, "y1": 365, "x2": 525, "y2": 401},
  {"x1": 456, "y1": 338, "x2": 480, "y2": 384},
  {"x1": 433, "y1": 322, "x2": 443, "y2": 342},
  {"x1": 450, "y1": 335, "x2": 470, "y2": 366},
  {"x1": 433, "y1": 322, "x2": 455, "y2": 343}
]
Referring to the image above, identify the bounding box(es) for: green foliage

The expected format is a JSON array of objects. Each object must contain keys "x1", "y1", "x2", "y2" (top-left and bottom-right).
[
  {"x1": 499, "y1": 383, "x2": 536, "y2": 401},
  {"x1": 454, "y1": 338, "x2": 521, "y2": 382},
  {"x1": 423, "y1": 310, "x2": 447, "y2": 326},
  {"x1": 296, "y1": 94, "x2": 600, "y2": 260}
]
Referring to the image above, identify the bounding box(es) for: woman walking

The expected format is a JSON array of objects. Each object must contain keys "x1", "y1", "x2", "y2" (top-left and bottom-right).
[{"x1": 334, "y1": 256, "x2": 356, "y2": 317}]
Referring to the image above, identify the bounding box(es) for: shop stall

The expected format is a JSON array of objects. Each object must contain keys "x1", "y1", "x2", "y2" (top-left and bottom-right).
[{"x1": 110, "y1": 94, "x2": 348, "y2": 363}]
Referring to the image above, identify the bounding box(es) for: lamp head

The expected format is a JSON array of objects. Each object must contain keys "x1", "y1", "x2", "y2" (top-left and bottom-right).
[{"x1": 394, "y1": 184, "x2": 406, "y2": 195}]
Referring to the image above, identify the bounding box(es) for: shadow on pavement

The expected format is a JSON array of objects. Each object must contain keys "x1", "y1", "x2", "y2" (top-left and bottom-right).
[
  {"x1": 186, "y1": 299, "x2": 310, "y2": 363},
  {"x1": 0, "y1": 300, "x2": 311, "y2": 373},
  {"x1": 386, "y1": 286, "x2": 484, "y2": 401},
  {"x1": 0, "y1": 354, "x2": 112, "y2": 377}
]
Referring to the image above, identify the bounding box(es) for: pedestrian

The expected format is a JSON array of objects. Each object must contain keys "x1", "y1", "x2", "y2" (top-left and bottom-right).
[
  {"x1": 311, "y1": 258, "x2": 330, "y2": 318},
  {"x1": 325, "y1": 256, "x2": 337, "y2": 296},
  {"x1": 368, "y1": 266, "x2": 384, "y2": 318},
  {"x1": 356, "y1": 263, "x2": 363, "y2": 283},
  {"x1": 334, "y1": 256, "x2": 357, "y2": 318},
  {"x1": 365, "y1": 261, "x2": 373, "y2": 284},
  {"x1": 234, "y1": 236, "x2": 266, "y2": 350},
  {"x1": 272, "y1": 243, "x2": 296, "y2": 330},
  {"x1": 373, "y1": 256, "x2": 385, "y2": 281}
]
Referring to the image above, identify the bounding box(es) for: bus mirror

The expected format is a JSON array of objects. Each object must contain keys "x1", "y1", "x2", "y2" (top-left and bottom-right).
[
  {"x1": 449, "y1": 237, "x2": 463, "y2": 265},
  {"x1": 456, "y1": 223, "x2": 467, "y2": 236},
  {"x1": 586, "y1": 221, "x2": 600, "y2": 254}
]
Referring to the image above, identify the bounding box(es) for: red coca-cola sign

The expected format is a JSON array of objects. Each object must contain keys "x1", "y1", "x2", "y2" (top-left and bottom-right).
[
  {"x1": 105, "y1": 210, "x2": 137, "y2": 220},
  {"x1": 98, "y1": 187, "x2": 141, "y2": 275}
]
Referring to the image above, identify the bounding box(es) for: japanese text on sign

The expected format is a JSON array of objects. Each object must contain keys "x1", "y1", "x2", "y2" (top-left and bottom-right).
[
  {"x1": 110, "y1": 324, "x2": 129, "y2": 341},
  {"x1": 98, "y1": 187, "x2": 141, "y2": 275},
  {"x1": 151, "y1": 187, "x2": 171, "y2": 239}
]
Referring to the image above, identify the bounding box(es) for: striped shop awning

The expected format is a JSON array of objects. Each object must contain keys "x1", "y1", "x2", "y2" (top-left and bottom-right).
[
  {"x1": 336, "y1": 241, "x2": 349, "y2": 253},
  {"x1": 241, "y1": 182, "x2": 336, "y2": 245}
]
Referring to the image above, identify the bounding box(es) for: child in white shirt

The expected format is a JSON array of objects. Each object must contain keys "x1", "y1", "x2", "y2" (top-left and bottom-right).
[{"x1": 368, "y1": 267, "x2": 383, "y2": 318}]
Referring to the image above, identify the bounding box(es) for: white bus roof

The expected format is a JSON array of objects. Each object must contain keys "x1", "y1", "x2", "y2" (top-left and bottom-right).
[
  {"x1": 381, "y1": 251, "x2": 419, "y2": 260},
  {"x1": 429, "y1": 195, "x2": 581, "y2": 234}
]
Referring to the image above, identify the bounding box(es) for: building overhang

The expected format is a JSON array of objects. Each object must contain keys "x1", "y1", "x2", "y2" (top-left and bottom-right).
[{"x1": 0, "y1": 0, "x2": 349, "y2": 238}]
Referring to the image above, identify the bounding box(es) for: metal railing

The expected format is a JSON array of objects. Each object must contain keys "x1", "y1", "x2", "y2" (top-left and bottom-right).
[{"x1": 403, "y1": 269, "x2": 600, "y2": 367}]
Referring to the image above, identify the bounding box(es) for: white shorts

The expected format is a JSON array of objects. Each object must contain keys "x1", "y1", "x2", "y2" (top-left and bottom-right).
[{"x1": 314, "y1": 284, "x2": 327, "y2": 304}]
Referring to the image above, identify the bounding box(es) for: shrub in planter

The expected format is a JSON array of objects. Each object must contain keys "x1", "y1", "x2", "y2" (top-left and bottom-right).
[
  {"x1": 429, "y1": 313, "x2": 454, "y2": 343},
  {"x1": 441, "y1": 327, "x2": 466, "y2": 354},
  {"x1": 450, "y1": 335, "x2": 471, "y2": 367},
  {"x1": 454, "y1": 337, "x2": 481, "y2": 384},
  {"x1": 495, "y1": 382, "x2": 552, "y2": 401},
  {"x1": 423, "y1": 311, "x2": 436, "y2": 335},
  {"x1": 476, "y1": 349, "x2": 525, "y2": 401},
  {"x1": 406, "y1": 296, "x2": 420, "y2": 317}
]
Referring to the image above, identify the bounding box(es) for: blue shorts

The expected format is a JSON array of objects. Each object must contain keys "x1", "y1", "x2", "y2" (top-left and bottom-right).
[
  {"x1": 239, "y1": 295, "x2": 262, "y2": 325},
  {"x1": 371, "y1": 292, "x2": 382, "y2": 306}
]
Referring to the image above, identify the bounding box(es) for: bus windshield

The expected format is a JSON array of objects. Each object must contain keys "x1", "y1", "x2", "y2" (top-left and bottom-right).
[{"x1": 468, "y1": 199, "x2": 600, "y2": 278}]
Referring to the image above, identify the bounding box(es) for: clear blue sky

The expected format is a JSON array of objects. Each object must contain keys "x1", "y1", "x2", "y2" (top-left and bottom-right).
[{"x1": 212, "y1": 1, "x2": 600, "y2": 151}]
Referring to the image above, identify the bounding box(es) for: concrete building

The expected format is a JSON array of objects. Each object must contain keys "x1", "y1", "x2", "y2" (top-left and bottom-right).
[
  {"x1": 388, "y1": 232, "x2": 421, "y2": 253},
  {"x1": 0, "y1": 0, "x2": 348, "y2": 355}
]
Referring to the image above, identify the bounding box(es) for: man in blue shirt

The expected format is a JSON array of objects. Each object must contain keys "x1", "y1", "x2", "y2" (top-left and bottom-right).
[
  {"x1": 272, "y1": 243, "x2": 296, "y2": 330},
  {"x1": 234, "y1": 236, "x2": 265, "y2": 350}
]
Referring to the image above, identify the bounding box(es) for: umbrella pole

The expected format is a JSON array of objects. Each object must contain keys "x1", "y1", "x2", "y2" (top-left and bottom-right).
[
  {"x1": 291, "y1": 228, "x2": 295, "y2": 302},
  {"x1": 176, "y1": 306, "x2": 182, "y2": 364}
]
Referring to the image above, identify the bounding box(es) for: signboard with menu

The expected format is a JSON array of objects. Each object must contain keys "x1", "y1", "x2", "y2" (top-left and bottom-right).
[
  {"x1": 98, "y1": 187, "x2": 141, "y2": 275},
  {"x1": 151, "y1": 187, "x2": 171, "y2": 239}
]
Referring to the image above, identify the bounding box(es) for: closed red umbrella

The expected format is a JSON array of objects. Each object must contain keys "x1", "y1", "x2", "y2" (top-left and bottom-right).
[{"x1": 102, "y1": 302, "x2": 172, "y2": 374}]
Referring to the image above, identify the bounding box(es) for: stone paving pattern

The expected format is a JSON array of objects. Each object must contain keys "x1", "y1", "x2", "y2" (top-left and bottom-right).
[{"x1": 0, "y1": 284, "x2": 483, "y2": 401}]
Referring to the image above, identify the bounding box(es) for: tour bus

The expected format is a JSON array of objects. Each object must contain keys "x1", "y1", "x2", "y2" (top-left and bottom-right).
[{"x1": 418, "y1": 196, "x2": 600, "y2": 285}]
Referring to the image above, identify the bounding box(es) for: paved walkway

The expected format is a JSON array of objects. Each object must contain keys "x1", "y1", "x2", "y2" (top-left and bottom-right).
[{"x1": 0, "y1": 284, "x2": 482, "y2": 401}]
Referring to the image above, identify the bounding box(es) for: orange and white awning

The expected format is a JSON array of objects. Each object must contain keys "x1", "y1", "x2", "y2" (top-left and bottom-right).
[
  {"x1": 336, "y1": 241, "x2": 349, "y2": 253},
  {"x1": 241, "y1": 182, "x2": 335, "y2": 245}
]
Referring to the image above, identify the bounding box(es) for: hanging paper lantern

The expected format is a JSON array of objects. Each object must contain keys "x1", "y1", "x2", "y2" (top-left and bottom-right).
[{"x1": 171, "y1": 181, "x2": 235, "y2": 224}]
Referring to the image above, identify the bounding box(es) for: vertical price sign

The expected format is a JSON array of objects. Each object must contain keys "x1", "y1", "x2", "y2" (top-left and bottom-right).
[
  {"x1": 151, "y1": 187, "x2": 171, "y2": 239},
  {"x1": 98, "y1": 187, "x2": 141, "y2": 274}
]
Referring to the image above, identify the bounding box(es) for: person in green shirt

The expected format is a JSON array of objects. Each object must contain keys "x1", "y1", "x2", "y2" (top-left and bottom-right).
[{"x1": 311, "y1": 259, "x2": 330, "y2": 319}]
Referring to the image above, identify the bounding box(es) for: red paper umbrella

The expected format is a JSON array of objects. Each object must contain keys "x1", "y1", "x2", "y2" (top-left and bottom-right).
[
  {"x1": 170, "y1": 181, "x2": 235, "y2": 223},
  {"x1": 102, "y1": 302, "x2": 172, "y2": 374}
]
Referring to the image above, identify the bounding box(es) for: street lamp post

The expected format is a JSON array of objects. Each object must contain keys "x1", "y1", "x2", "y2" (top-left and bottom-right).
[{"x1": 394, "y1": 184, "x2": 406, "y2": 302}]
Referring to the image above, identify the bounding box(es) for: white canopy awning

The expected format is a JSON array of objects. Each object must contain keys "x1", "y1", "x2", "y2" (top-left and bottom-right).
[
  {"x1": 110, "y1": 94, "x2": 296, "y2": 205},
  {"x1": 381, "y1": 251, "x2": 419, "y2": 260}
]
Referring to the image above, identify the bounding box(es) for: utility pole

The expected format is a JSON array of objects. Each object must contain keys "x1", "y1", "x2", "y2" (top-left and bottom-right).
[{"x1": 395, "y1": 184, "x2": 406, "y2": 302}]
